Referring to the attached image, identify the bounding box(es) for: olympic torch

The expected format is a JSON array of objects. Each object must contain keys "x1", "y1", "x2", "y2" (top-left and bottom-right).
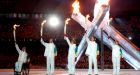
[
  {"x1": 40, "y1": 20, "x2": 47, "y2": 37},
  {"x1": 64, "y1": 18, "x2": 71, "y2": 35},
  {"x1": 13, "y1": 24, "x2": 20, "y2": 42},
  {"x1": 65, "y1": 18, "x2": 71, "y2": 25}
]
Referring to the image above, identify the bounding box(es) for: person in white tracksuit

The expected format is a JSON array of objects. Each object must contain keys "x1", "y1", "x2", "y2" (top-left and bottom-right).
[
  {"x1": 13, "y1": 24, "x2": 28, "y2": 73},
  {"x1": 64, "y1": 19, "x2": 77, "y2": 75},
  {"x1": 109, "y1": 39, "x2": 122, "y2": 75},
  {"x1": 85, "y1": 34, "x2": 99, "y2": 75},
  {"x1": 64, "y1": 36, "x2": 77, "y2": 75},
  {"x1": 14, "y1": 42, "x2": 28, "y2": 73},
  {"x1": 40, "y1": 38, "x2": 57, "y2": 75}
]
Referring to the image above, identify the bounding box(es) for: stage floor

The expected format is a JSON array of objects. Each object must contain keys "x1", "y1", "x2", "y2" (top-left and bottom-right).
[{"x1": 0, "y1": 69, "x2": 140, "y2": 75}]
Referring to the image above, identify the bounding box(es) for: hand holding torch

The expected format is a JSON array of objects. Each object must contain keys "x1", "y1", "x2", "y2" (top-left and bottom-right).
[
  {"x1": 41, "y1": 20, "x2": 47, "y2": 37},
  {"x1": 13, "y1": 24, "x2": 20, "y2": 42},
  {"x1": 64, "y1": 18, "x2": 71, "y2": 35}
]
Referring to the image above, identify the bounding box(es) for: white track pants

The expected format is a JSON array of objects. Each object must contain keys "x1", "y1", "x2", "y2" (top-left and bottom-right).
[
  {"x1": 15, "y1": 61, "x2": 23, "y2": 72},
  {"x1": 112, "y1": 56, "x2": 120, "y2": 75},
  {"x1": 46, "y1": 56, "x2": 54, "y2": 75},
  {"x1": 88, "y1": 56, "x2": 98, "y2": 74},
  {"x1": 68, "y1": 55, "x2": 75, "y2": 74}
]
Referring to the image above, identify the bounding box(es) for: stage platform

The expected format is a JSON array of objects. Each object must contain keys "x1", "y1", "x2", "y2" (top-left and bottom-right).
[{"x1": 0, "y1": 69, "x2": 140, "y2": 75}]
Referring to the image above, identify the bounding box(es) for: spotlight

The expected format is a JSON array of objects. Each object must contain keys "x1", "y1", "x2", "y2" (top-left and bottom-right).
[
  {"x1": 48, "y1": 15, "x2": 60, "y2": 28},
  {"x1": 128, "y1": 36, "x2": 132, "y2": 40}
]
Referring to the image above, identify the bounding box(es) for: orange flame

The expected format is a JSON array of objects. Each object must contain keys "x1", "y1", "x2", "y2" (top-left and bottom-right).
[
  {"x1": 72, "y1": 0, "x2": 80, "y2": 14},
  {"x1": 65, "y1": 18, "x2": 71, "y2": 25},
  {"x1": 13, "y1": 24, "x2": 20, "y2": 30}
]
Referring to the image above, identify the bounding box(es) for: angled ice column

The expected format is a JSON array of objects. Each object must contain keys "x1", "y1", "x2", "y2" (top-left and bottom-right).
[
  {"x1": 71, "y1": 6, "x2": 140, "y2": 70},
  {"x1": 95, "y1": 29, "x2": 140, "y2": 70},
  {"x1": 72, "y1": 5, "x2": 110, "y2": 64}
]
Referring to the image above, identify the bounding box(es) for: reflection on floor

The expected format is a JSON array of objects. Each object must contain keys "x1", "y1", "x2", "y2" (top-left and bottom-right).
[{"x1": 0, "y1": 69, "x2": 140, "y2": 75}]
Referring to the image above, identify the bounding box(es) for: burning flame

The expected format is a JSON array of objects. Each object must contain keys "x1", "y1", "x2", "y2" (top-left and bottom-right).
[
  {"x1": 13, "y1": 24, "x2": 20, "y2": 30},
  {"x1": 65, "y1": 18, "x2": 71, "y2": 25},
  {"x1": 41, "y1": 20, "x2": 47, "y2": 26},
  {"x1": 72, "y1": 0, "x2": 80, "y2": 14}
]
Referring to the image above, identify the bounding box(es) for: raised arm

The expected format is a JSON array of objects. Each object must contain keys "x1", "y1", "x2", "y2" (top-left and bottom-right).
[
  {"x1": 40, "y1": 38, "x2": 48, "y2": 47},
  {"x1": 64, "y1": 37, "x2": 71, "y2": 46},
  {"x1": 85, "y1": 15, "x2": 90, "y2": 43},
  {"x1": 64, "y1": 18, "x2": 71, "y2": 46},
  {"x1": 85, "y1": 14, "x2": 90, "y2": 30},
  {"x1": 15, "y1": 42, "x2": 21, "y2": 54},
  {"x1": 85, "y1": 32, "x2": 90, "y2": 44},
  {"x1": 13, "y1": 24, "x2": 21, "y2": 54},
  {"x1": 40, "y1": 20, "x2": 48, "y2": 46},
  {"x1": 85, "y1": 33, "x2": 90, "y2": 56},
  {"x1": 13, "y1": 29, "x2": 16, "y2": 42}
]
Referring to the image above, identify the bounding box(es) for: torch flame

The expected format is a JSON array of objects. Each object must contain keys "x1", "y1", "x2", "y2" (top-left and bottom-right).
[
  {"x1": 13, "y1": 24, "x2": 20, "y2": 30},
  {"x1": 65, "y1": 18, "x2": 71, "y2": 25},
  {"x1": 72, "y1": 0, "x2": 80, "y2": 14},
  {"x1": 41, "y1": 20, "x2": 47, "y2": 26}
]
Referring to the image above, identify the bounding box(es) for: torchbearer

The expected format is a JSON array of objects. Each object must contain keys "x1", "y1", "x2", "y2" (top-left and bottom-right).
[
  {"x1": 85, "y1": 33, "x2": 99, "y2": 75},
  {"x1": 108, "y1": 37, "x2": 123, "y2": 75},
  {"x1": 64, "y1": 18, "x2": 77, "y2": 75},
  {"x1": 13, "y1": 24, "x2": 28, "y2": 74},
  {"x1": 40, "y1": 20, "x2": 57, "y2": 75}
]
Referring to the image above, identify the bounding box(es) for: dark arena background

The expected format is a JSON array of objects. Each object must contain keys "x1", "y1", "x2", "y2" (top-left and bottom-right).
[{"x1": 0, "y1": 0, "x2": 140, "y2": 75}]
